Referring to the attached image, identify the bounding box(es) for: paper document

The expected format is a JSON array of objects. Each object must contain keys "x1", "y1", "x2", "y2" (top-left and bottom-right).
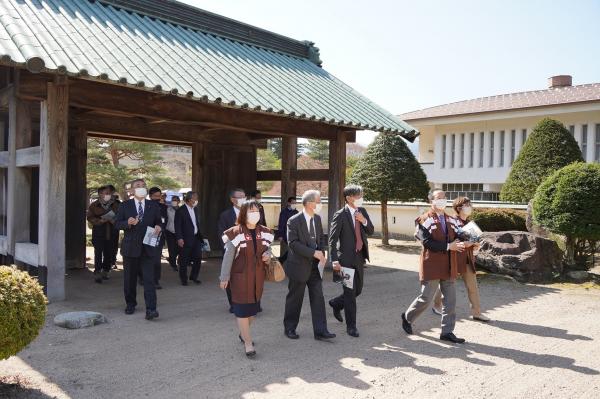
[
  {"x1": 143, "y1": 226, "x2": 161, "y2": 247},
  {"x1": 202, "y1": 239, "x2": 211, "y2": 252},
  {"x1": 101, "y1": 210, "x2": 116, "y2": 221},
  {"x1": 460, "y1": 221, "x2": 483, "y2": 242},
  {"x1": 340, "y1": 267, "x2": 355, "y2": 289},
  {"x1": 317, "y1": 259, "x2": 326, "y2": 279}
]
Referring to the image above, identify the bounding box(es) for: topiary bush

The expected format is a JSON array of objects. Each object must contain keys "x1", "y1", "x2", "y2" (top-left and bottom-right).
[
  {"x1": 500, "y1": 118, "x2": 583, "y2": 203},
  {"x1": 0, "y1": 266, "x2": 47, "y2": 360},
  {"x1": 533, "y1": 162, "x2": 600, "y2": 268},
  {"x1": 471, "y1": 208, "x2": 527, "y2": 232}
]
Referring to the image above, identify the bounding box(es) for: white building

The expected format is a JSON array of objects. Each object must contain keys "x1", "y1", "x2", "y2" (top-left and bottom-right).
[{"x1": 400, "y1": 75, "x2": 600, "y2": 201}]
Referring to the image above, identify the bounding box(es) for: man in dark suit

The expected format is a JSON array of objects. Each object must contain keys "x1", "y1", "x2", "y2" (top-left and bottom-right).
[
  {"x1": 149, "y1": 187, "x2": 168, "y2": 289},
  {"x1": 328, "y1": 184, "x2": 374, "y2": 337},
  {"x1": 283, "y1": 190, "x2": 336, "y2": 341},
  {"x1": 217, "y1": 188, "x2": 246, "y2": 311},
  {"x1": 114, "y1": 178, "x2": 162, "y2": 320},
  {"x1": 175, "y1": 191, "x2": 204, "y2": 286},
  {"x1": 249, "y1": 189, "x2": 267, "y2": 226}
]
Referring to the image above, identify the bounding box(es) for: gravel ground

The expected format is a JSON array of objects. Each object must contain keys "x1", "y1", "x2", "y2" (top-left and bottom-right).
[{"x1": 1, "y1": 240, "x2": 599, "y2": 399}]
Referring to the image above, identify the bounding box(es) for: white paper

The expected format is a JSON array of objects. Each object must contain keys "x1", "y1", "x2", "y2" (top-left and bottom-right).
[
  {"x1": 202, "y1": 239, "x2": 211, "y2": 252},
  {"x1": 317, "y1": 259, "x2": 326, "y2": 278},
  {"x1": 462, "y1": 221, "x2": 483, "y2": 240},
  {"x1": 101, "y1": 210, "x2": 116, "y2": 221},
  {"x1": 340, "y1": 267, "x2": 355, "y2": 289},
  {"x1": 143, "y1": 226, "x2": 160, "y2": 247}
]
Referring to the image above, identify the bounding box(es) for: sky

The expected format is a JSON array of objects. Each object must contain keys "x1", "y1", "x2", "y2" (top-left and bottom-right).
[{"x1": 181, "y1": 0, "x2": 600, "y2": 147}]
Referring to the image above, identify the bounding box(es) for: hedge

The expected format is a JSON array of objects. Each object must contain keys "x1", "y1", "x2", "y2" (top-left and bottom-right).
[{"x1": 471, "y1": 208, "x2": 527, "y2": 232}]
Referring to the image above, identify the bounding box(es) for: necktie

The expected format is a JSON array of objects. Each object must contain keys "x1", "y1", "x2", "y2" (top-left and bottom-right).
[
  {"x1": 137, "y1": 201, "x2": 144, "y2": 221},
  {"x1": 309, "y1": 217, "x2": 316, "y2": 249},
  {"x1": 354, "y1": 211, "x2": 363, "y2": 252}
]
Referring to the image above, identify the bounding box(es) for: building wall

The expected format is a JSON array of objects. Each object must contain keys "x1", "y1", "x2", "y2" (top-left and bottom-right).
[{"x1": 412, "y1": 104, "x2": 600, "y2": 197}]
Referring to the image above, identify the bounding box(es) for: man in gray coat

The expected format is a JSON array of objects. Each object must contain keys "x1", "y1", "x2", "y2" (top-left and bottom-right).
[{"x1": 283, "y1": 190, "x2": 336, "y2": 341}]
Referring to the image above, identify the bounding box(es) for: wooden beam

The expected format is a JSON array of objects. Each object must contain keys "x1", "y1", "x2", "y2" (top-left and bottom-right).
[
  {"x1": 281, "y1": 137, "x2": 297, "y2": 208},
  {"x1": 191, "y1": 142, "x2": 204, "y2": 195},
  {"x1": 327, "y1": 130, "x2": 347, "y2": 228},
  {"x1": 15, "y1": 146, "x2": 40, "y2": 167},
  {"x1": 65, "y1": 126, "x2": 87, "y2": 270},
  {"x1": 257, "y1": 168, "x2": 330, "y2": 182},
  {"x1": 0, "y1": 85, "x2": 13, "y2": 109},
  {"x1": 38, "y1": 80, "x2": 69, "y2": 301}
]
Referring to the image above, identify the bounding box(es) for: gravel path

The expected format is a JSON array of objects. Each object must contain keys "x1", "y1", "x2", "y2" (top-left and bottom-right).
[{"x1": 1, "y1": 240, "x2": 599, "y2": 399}]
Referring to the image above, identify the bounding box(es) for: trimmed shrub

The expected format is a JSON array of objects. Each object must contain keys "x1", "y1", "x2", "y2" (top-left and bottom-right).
[
  {"x1": 501, "y1": 118, "x2": 583, "y2": 203},
  {"x1": 0, "y1": 266, "x2": 47, "y2": 360},
  {"x1": 471, "y1": 208, "x2": 527, "y2": 232},
  {"x1": 533, "y1": 162, "x2": 600, "y2": 267}
]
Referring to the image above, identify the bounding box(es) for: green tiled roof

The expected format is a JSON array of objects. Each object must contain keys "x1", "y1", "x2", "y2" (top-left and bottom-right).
[{"x1": 0, "y1": 0, "x2": 417, "y2": 139}]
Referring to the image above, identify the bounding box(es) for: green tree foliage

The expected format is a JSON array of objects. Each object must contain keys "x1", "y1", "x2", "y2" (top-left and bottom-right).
[
  {"x1": 256, "y1": 148, "x2": 282, "y2": 192},
  {"x1": 87, "y1": 138, "x2": 182, "y2": 199},
  {"x1": 533, "y1": 162, "x2": 600, "y2": 268},
  {"x1": 350, "y1": 133, "x2": 429, "y2": 244},
  {"x1": 346, "y1": 154, "x2": 362, "y2": 183},
  {"x1": 471, "y1": 208, "x2": 527, "y2": 232},
  {"x1": 501, "y1": 118, "x2": 583, "y2": 203},
  {"x1": 305, "y1": 139, "x2": 329, "y2": 163},
  {"x1": 267, "y1": 138, "x2": 304, "y2": 160},
  {"x1": 0, "y1": 266, "x2": 47, "y2": 360}
]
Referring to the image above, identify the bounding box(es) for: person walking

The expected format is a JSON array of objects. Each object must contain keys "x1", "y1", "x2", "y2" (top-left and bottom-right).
[
  {"x1": 401, "y1": 189, "x2": 467, "y2": 343},
  {"x1": 87, "y1": 185, "x2": 120, "y2": 283},
  {"x1": 149, "y1": 187, "x2": 167, "y2": 289},
  {"x1": 220, "y1": 200, "x2": 274, "y2": 358},
  {"x1": 283, "y1": 190, "x2": 335, "y2": 341},
  {"x1": 175, "y1": 191, "x2": 204, "y2": 285},
  {"x1": 276, "y1": 196, "x2": 298, "y2": 263},
  {"x1": 165, "y1": 195, "x2": 180, "y2": 271}
]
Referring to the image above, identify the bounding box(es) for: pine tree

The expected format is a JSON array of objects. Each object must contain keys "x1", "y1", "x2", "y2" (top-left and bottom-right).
[
  {"x1": 305, "y1": 139, "x2": 329, "y2": 163},
  {"x1": 350, "y1": 133, "x2": 429, "y2": 245},
  {"x1": 501, "y1": 118, "x2": 583, "y2": 203}
]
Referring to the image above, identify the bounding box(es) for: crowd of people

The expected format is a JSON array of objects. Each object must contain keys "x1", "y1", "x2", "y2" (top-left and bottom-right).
[{"x1": 87, "y1": 179, "x2": 490, "y2": 358}]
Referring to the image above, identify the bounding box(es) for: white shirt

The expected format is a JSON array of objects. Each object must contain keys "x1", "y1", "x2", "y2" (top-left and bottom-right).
[
  {"x1": 233, "y1": 206, "x2": 240, "y2": 218},
  {"x1": 186, "y1": 204, "x2": 198, "y2": 235},
  {"x1": 346, "y1": 204, "x2": 367, "y2": 227},
  {"x1": 135, "y1": 198, "x2": 146, "y2": 215},
  {"x1": 302, "y1": 209, "x2": 315, "y2": 234}
]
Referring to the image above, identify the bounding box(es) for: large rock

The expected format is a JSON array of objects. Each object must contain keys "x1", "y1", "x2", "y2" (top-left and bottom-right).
[
  {"x1": 475, "y1": 231, "x2": 563, "y2": 282},
  {"x1": 54, "y1": 311, "x2": 107, "y2": 329}
]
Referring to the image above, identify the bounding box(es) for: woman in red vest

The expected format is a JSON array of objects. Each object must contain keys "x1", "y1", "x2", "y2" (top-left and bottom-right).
[{"x1": 220, "y1": 200, "x2": 274, "y2": 358}]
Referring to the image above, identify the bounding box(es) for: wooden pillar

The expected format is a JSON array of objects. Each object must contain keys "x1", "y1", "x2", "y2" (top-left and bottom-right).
[
  {"x1": 39, "y1": 80, "x2": 68, "y2": 301},
  {"x1": 327, "y1": 130, "x2": 347, "y2": 229},
  {"x1": 65, "y1": 126, "x2": 87, "y2": 269},
  {"x1": 281, "y1": 137, "x2": 297, "y2": 208},
  {"x1": 6, "y1": 89, "x2": 33, "y2": 261},
  {"x1": 192, "y1": 142, "x2": 204, "y2": 194}
]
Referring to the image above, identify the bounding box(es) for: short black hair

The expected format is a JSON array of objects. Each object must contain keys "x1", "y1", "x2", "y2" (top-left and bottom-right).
[
  {"x1": 106, "y1": 184, "x2": 116, "y2": 192},
  {"x1": 97, "y1": 185, "x2": 108, "y2": 194},
  {"x1": 184, "y1": 191, "x2": 198, "y2": 202},
  {"x1": 287, "y1": 196, "x2": 296, "y2": 203},
  {"x1": 343, "y1": 184, "x2": 363, "y2": 201},
  {"x1": 148, "y1": 187, "x2": 162, "y2": 196},
  {"x1": 171, "y1": 195, "x2": 180, "y2": 201},
  {"x1": 250, "y1": 189, "x2": 261, "y2": 197},
  {"x1": 229, "y1": 188, "x2": 245, "y2": 198}
]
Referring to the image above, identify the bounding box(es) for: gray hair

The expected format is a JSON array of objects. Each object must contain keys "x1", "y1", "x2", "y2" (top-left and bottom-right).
[
  {"x1": 184, "y1": 191, "x2": 198, "y2": 202},
  {"x1": 343, "y1": 184, "x2": 363, "y2": 200},
  {"x1": 302, "y1": 189, "x2": 320, "y2": 205},
  {"x1": 427, "y1": 188, "x2": 444, "y2": 201},
  {"x1": 229, "y1": 188, "x2": 245, "y2": 198}
]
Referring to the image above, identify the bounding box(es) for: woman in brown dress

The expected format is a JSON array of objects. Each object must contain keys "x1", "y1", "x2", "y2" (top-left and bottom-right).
[{"x1": 220, "y1": 200, "x2": 274, "y2": 357}]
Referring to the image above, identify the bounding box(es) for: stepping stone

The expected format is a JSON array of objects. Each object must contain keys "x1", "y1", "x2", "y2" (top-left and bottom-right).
[{"x1": 54, "y1": 311, "x2": 107, "y2": 329}]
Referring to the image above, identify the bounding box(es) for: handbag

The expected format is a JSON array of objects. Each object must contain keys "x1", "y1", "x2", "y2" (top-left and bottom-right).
[{"x1": 265, "y1": 257, "x2": 286, "y2": 282}]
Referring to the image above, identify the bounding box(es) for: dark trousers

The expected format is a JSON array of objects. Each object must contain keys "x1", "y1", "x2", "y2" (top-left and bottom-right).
[
  {"x1": 284, "y1": 264, "x2": 328, "y2": 334},
  {"x1": 330, "y1": 253, "x2": 365, "y2": 329},
  {"x1": 179, "y1": 239, "x2": 202, "y2": 283},
  {"x1": 123, "y1": 255, "x2": 157, "y2": 311},
  {"x1": 165, "y1": 231, "x2": 179, "y2": 269},
  {"x1": 154, "y1": 252, "x2": 162, "y2": 284},
  {"x1": 111, "y1": 231, "x2": 119, "y2": 266},
  {"x1": 93, "y1": 238, "x2": 114, "y2": 273}
]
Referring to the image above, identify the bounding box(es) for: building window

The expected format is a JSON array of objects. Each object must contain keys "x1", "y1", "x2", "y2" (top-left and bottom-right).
[
  {"x1": 469, "y1": 132, "x2": 474, "y2": 168},
  {"x1": 521, "y1": 129, "x2": 527, "y2": 146},
  {"x1": 479, "y1": 132, "x2": 484, "y2": 167},
  {"x1": 451, "y1": 134, "x2": 456, "y2": 168},
  {"x1": 595, "y1": 124, "x2": 600, "y2": 162},
  {"x1": 459, "y1": 133, "x2": 465, "y2": 168},
  {"x1": 510, "y1": 129, "x2": 516, "y2": 164},
  {"x1": 581, "y1": 124, "x2": 588, "y2": 160},
  {"x1": 441, "y1": 135, "x2": 446, "y2": 168},
  {"x1": 499, "y1": 130, "x2": 505, "y2": 167},
  {"x1": 489, "y1": 131, "x2": 495, "y2": 167},
  {"x1": 569, "y1": 125, "x2": 575, "y2": 136}
]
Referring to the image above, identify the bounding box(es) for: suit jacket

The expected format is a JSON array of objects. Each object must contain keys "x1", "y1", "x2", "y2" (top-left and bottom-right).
[
  {"x1": 115, "y1": 199, "x2": 163, "y2": 258},
  {"x1": 174, "y1": 205, "x2": 204, "y2": 247},
  {"x1": 329, "y1": 206, "x2": 374, "y2": 267},
  {"x1": 284, "y1": 212, "x2": 327, "y2": 283},
  {"x1": 217, "y1": 207, "x2": 237, "y2": 249},
  {"x1": 276, "y1": 206, "x2": 299, "y2": 241}
]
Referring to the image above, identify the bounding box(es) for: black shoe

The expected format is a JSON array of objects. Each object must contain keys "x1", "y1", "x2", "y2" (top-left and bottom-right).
[
  {"x1": 314, "y1": 331, "x2": 336, "y2": 340},
  {"x1": 440, "y1": 333, "x2": 465, "y2": 344},
  {"x1": 285, "y1": 330, "x2": 299, "y2": 339},
  {"x1": 155, "y1": 283, "x2": 162, "y2": 289},
  {"x1": 145, "y1": 310, "x2": 159, "y2": 320},
  {"x1": 191, "y1": 279, "x2": 201, "y2": 284},
  {"x1": 245, "y1": 350, "x2": 256, "y2": 358},
  {"x1": 329, "y1": 300, "x2": 343, "y2": 323},
  {"x1": 125, "y1": 306, "x2": 135, "y2": 315},
  {"x1": 181, "y1": 281, "x2": 188, "y2": 286},
  {"x1": 101, "y1": 271, "x2": 110, "y2": 280},
  {"x1": 401, "y1": 312, "x2": 413, "y2": 335},
  {"x1": 347, "y1": 327, "x2": 360, "y2": 337}
]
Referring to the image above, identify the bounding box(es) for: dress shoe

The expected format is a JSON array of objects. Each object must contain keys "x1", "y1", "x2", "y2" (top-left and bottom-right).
[
  {"x1": 101, "y1": 270, "x2": 110, "y2": 280},
  {"x1": 155, "y1": 283, "x2": 162, "y2": 290},
  {"x1": 314, "y1": 331, "x2": 336, "y2": 340},
  {"x1": 329, "y1": 300, "x2": 343, "y2": 323},
  {"x1": 347, "y1": 327, "x2": 360, "y2": 338},
  {"x1": 93, "y1": 272, "x2": 102, "y2": 284},
  {"x1": 432, "y1": 306, "x2": 442, "y2": 316},
  {"x1": 284, "y1": 330, "x2": 299, "y2": 339},
  {"x1": 181, "y1": 281, "x2": 188, "y2": 286},
  {"x1": 472, "y1": 314, "x2": 491, "y2": 322},
  {"x1": 191, "y1": 279, "x2": 201, "y2": 284},
  {"x1": 401, "y1": 312, "x2": 413, "y2": 335},
  {"x1": 440, "y1": 332, "x2": 465, "y2": 344},
  {"x1": 125, "y1": 306, "x2": 135, "y2": 315},
  {"x1": 145, "y1": 310, "x2": 159, "y2": 320}
]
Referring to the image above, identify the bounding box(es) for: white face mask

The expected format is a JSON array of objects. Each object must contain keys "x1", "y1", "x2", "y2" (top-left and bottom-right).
[
  {"x1": 235, "y1": 198, "x2": 245, "y2": 207},
  {"x1": 462, "y1": 206, "x2": 473, "y2": 216},
  {"x1": 248, "y1": 211, "x2": 261, "y2": 225},
  {"x1": 171, "y1": 201, "x2": 179, "y2": 207},
  {"x1": 134, "y1": 187, "x2": 147, "y2": 198},
  {"x1": 192, "y1": 200, "x2": 199, "y2": 208},
  {"x1": 353, "y1": 197, "x2": 364, "y2": 207},
  {"x1": 102, "y1": 195, "x2": 112, "y2": 203},
  {"x1": 314, "y1": 203, "x2": 323, "y2": 214},
  {"x1": 432, "y1": 198, "x2": 447, "y2": 210}
]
